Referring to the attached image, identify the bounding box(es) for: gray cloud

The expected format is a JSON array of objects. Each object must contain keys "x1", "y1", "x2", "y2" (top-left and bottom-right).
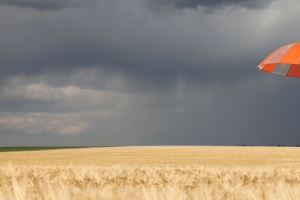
[
  {"x1": 1, "y1": 0, "x2": 300, "y2": 146},
  {"x1": 0, "y1": 0, "x2": 91, "y2": 11},
  {"x1": 0, "y1": 0, "x2": 273, "y2": 11},
  {"x1": 1, "y1": 71, "x2": 300, "y2": 146},
  {"x1": 155, "y1": 0, "x2": 273, "y2": 9},
  {"x1": 0, "y1": 0, "x2": 283, "y2": 89}
]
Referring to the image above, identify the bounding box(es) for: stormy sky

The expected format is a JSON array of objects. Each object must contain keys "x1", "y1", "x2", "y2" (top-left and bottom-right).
[{"x1": 1, "y1": 0, "x2": 300, "y2": 146}]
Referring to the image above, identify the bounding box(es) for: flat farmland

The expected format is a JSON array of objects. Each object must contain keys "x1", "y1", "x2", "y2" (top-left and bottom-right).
[
  {"x1": 1, "y1": 146, "x2": 300, "y2": 167},
  {"x1": 2, "y1": 146, "x2": 300, "y2": 199}
]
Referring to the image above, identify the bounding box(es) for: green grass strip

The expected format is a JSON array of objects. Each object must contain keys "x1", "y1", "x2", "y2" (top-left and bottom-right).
[{"x1": 0, "y1": 146, "x2": 96, "y2": 152}]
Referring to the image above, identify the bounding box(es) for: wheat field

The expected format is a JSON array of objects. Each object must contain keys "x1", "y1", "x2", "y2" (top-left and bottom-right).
[{"x1": 1, "y1": 146, "x2": 300, "y2": 199}]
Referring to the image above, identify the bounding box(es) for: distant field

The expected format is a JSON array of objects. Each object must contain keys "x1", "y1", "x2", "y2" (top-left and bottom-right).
[
  {"x1": 1, "y1": 146, "x2": 300, "y2": 167},
  {"x1": 0, "y1": 146, "x2": 94, "y2": 153},
  {"x1": 1, "y1": 146, "x2": 300, "y2": 199}
]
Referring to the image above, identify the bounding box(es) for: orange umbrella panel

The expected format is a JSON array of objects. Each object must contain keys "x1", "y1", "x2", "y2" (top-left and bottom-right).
[{"x1": 257, "y1": 42, "x2": 300, "y2": 78}]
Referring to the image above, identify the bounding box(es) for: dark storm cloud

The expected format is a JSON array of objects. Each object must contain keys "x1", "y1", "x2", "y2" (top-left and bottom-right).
[
  {"x1": 1, "y1": 0, "x2": 300, "y2": 146},
  {"x1": 156, "y1": 0, "x2": 273, "y2": 9},
  {"x1": 0, "y1": 0, "x2": 62, "y2": 10},
  {"x1": 0, "y1": 0, "x2": 89, "y2": 11},
  {"x1": 0, "y1": 0, "x2": 274, "y2": 11},
  {"x1": 0, "y1": 0, "x2": 278, "y2": 90}
]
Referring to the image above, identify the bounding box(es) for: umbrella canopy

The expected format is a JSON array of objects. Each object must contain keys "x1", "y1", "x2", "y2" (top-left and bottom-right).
[{"x1": 257, "y1": 42, "x2": 300, "y2": 78}]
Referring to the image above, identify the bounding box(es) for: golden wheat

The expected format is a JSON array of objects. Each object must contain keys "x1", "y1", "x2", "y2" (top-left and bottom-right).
[
  {"x1": 2, "y1": 146, "x2": 300, "y2": 167},
  {"x1": 2, "y1": 147, "x2": 300, "y2": 199},
  {"x1": 1, "y1": 164, "x2": 300, "y2": 200}
]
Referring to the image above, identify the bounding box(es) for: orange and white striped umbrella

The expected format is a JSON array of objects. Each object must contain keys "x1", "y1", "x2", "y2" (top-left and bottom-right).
[{"x1": 257, "y1": 42, "x2": 300, "y2": 78}]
